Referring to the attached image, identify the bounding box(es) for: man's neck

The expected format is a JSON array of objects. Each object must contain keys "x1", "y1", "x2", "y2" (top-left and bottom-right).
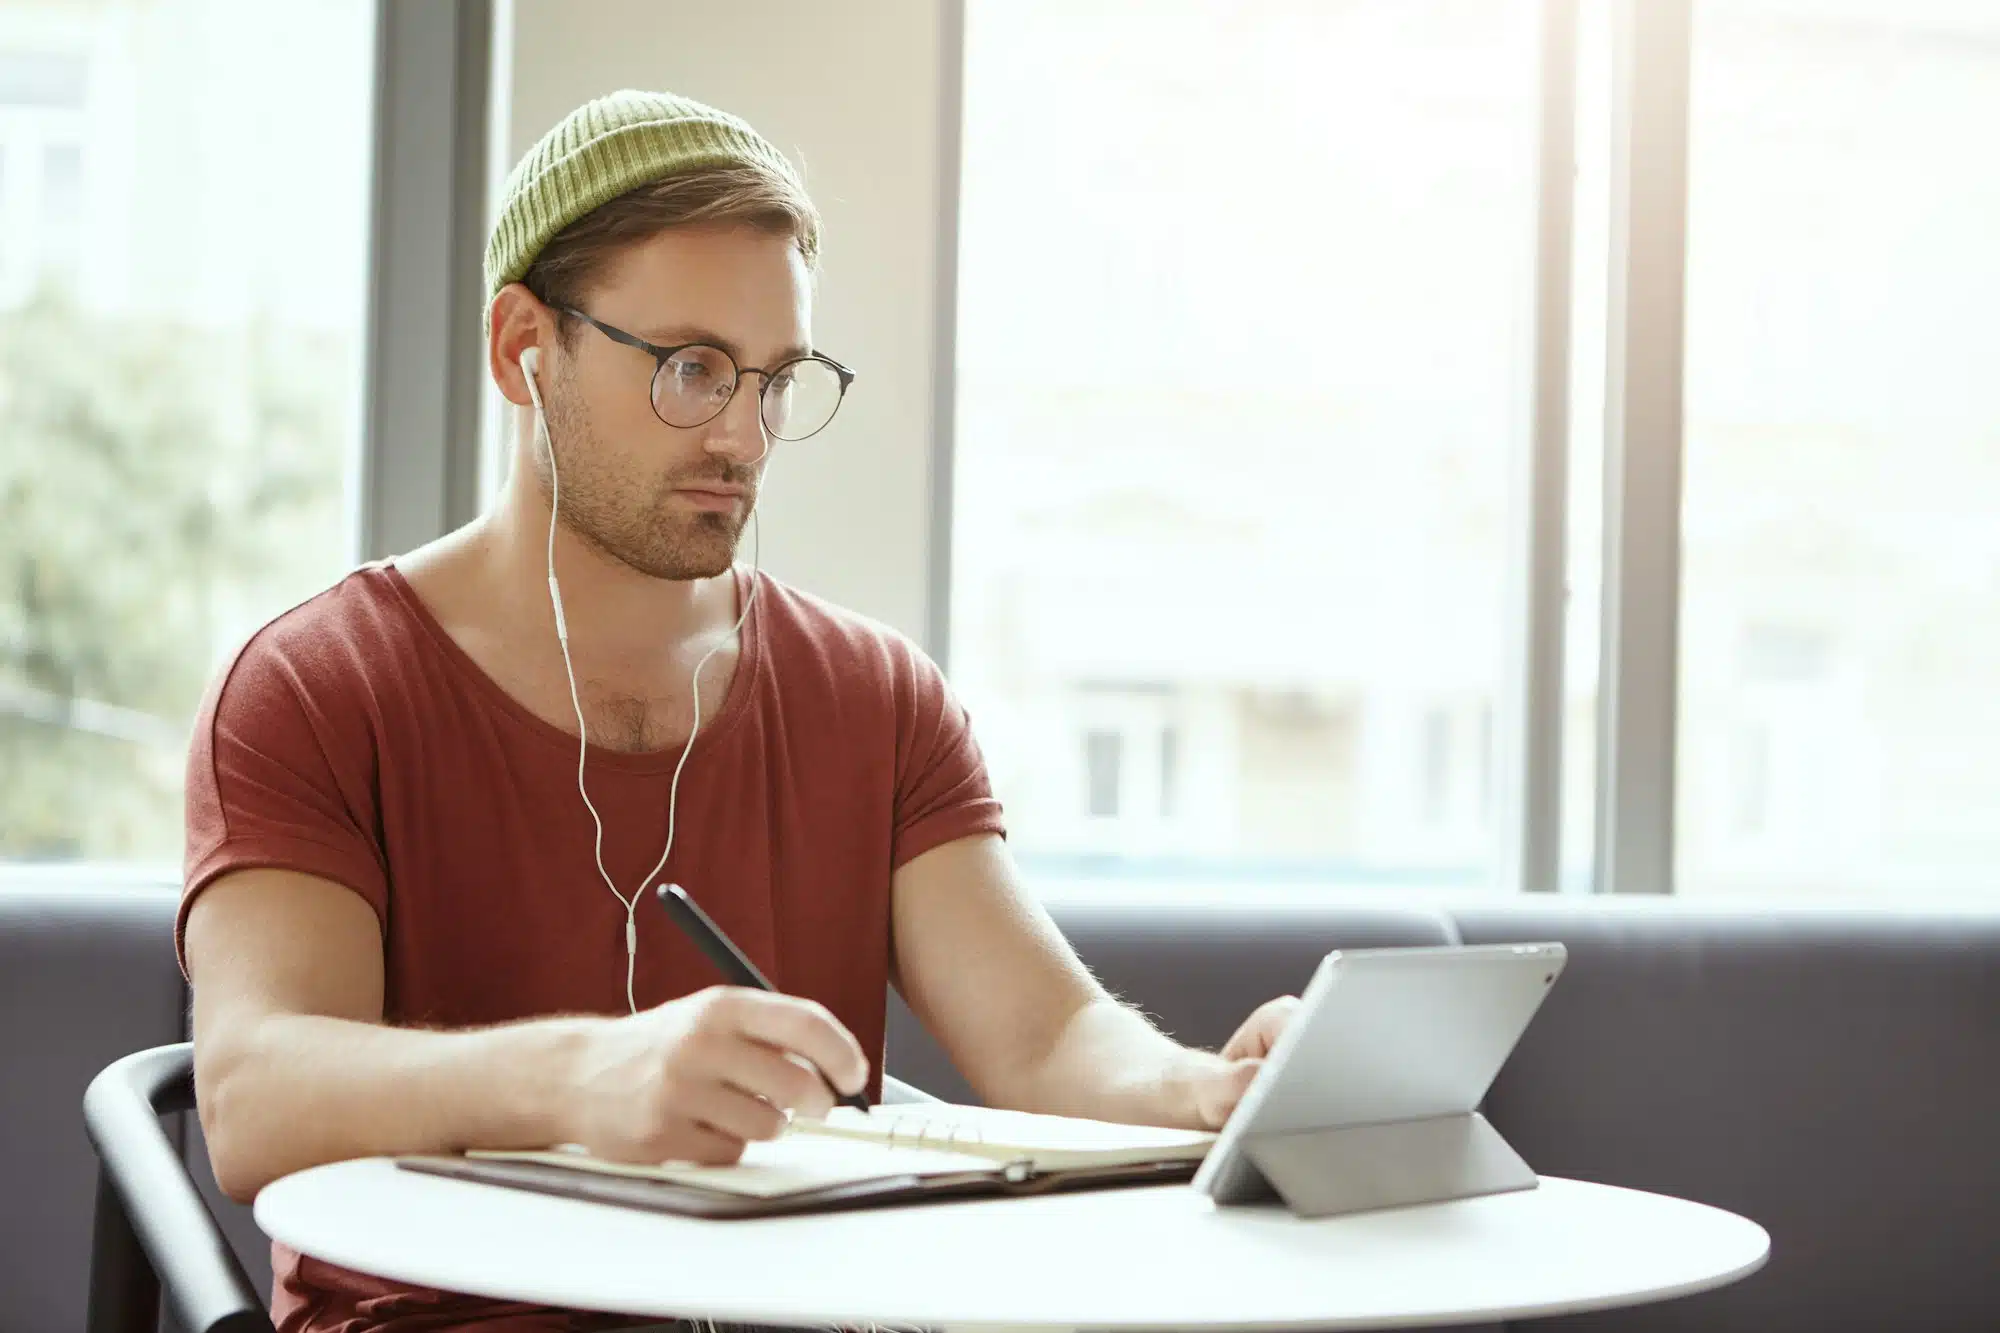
[{"x1": 469, "y1": 473, "x2": 738, "y2": 669}]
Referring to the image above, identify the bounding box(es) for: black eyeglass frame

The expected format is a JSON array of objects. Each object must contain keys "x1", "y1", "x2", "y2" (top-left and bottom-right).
[{"x1": 553, "y1": 304, "x2": 855, "y2": 442}]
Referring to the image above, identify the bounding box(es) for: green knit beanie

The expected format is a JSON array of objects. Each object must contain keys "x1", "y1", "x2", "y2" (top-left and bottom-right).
[{"x1": 483, "y1": 88, "x2": 813, "y2": 305}]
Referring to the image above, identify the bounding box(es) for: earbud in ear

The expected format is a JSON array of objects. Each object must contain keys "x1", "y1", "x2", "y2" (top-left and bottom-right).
[{"x1": 520, "y1": 346, "x2": 541, "y2": 380}]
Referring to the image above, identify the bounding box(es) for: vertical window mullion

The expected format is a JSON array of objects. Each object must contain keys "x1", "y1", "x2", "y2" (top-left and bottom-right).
[
  {"x1": 927, "y1": 0, "x2": 967, "y2": 665},
  {"x1": 356, "y1": 0, "x2": 492, "y2": 563},
  {"x1": 1504, "y1": 0, "x2": 1580, "y2": 894},
  {"x1": 1593, "y1": 0, "x2": 1695, "y2": 895}
]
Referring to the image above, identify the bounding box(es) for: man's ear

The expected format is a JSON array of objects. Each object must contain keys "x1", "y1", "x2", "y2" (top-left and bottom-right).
[{"x1": 488, "y1": 283, "x2": 549, "y2": 407}]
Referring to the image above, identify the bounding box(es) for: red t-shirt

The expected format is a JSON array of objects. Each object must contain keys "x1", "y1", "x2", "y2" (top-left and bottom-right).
[{"x1": 178, "y1": 562, "x2": 1005, "y2": 1333}]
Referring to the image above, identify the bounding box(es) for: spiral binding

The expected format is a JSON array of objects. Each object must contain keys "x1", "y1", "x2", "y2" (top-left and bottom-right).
[{"x1": 874, "y1": 1113, "x2": 1039, "y2": 1182}]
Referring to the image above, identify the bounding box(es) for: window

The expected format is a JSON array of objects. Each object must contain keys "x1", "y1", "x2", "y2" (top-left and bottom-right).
[
  {"x1": 951, "y1": 0, "x2": 1539, "y2": 889},
  {"x1": 1083, "y1": 730, "x2": 1123, "y2": 819},
  {"x1": 0, "y1": 0, "x2": 374, "y2": 862},
  {"x1": 0, "y1": 44, "x2": 83, "y2": 305},
  {"x1": 953, "y1": 0, "x2": 2000, "y2": 899},
  {"x1": 37, "y1": 138, "x2": 79, "y2": 284},
  {"x1": 1066, "y1": 687, "x2": 1184, "y2": 858},
  {"x1": 1677, "y1": 0, "x2": 2000, "y2": 897}
]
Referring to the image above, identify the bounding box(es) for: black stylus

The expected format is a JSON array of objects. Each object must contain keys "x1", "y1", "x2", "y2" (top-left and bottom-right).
[{"x1": 654, "y1": 882, "x2": 871, "y2": 1111}]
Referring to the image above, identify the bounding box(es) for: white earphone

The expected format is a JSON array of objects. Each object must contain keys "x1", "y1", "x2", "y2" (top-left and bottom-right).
[{"x1": 521, "y1": 344, "x2": 763, "y2": 1014}]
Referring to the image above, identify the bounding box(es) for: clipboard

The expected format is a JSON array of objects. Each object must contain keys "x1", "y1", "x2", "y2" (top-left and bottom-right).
[{"x1": 396, "y1": 1150, "x2": 1201, "y2": 1219}]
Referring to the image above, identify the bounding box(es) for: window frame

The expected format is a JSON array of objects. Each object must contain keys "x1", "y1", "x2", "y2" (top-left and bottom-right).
[
  {"x1": 0, "y1": 0, "x2": 492, "y2": 880},
  {"x1": 935, "y1": 0, "x2": 1702, "y2": 897},
  {"x1": 0, "y1": 0, "x2": 1713, "y2": 896},
  {"x1": 1589, "y1": 0, "x2": 1694, "y2": 896},
  {"x1": 354, "y1": 0, "x2": 495, "y2": 563}
]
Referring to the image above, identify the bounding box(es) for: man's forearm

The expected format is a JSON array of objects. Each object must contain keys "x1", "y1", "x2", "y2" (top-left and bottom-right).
[
  {"x1": 200, "y1": 1011, "x2": 594, "y2": 1202},
  {"x1": 1007, "y1": 998, "x2": 1227, "y2": 1129}
]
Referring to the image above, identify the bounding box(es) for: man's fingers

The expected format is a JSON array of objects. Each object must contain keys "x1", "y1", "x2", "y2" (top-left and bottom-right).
[
  {"x1": 706, "y1": 989, "x2": 869, "y2": 1096},
  {"x1": 695, "y1": 1033, "x2": 835, "y2": 1118},
  {"x1": 1222, "y1": 995, "x2": 1300, "y2": 1060},
  {"x1": 664, "y1": 1118, "x2": 748, "y2": 1167},
  {"x1": 1196, "y1": 1057, "x2": 1263, "y2": 1129},
  {"x1": 678, "y1": 1079, "x2": 789, "y2": 1146}
]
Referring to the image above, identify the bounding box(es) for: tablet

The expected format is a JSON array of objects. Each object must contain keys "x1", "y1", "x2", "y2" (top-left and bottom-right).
[{"x1": 1191, "y1": 941, "x2": 1567, "y2": 1206}]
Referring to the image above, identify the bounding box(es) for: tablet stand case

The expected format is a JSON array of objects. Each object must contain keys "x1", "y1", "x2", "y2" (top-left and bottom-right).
[{"x1": 1237, "y1": 1110, "x2": 1537, "y2": 1218}]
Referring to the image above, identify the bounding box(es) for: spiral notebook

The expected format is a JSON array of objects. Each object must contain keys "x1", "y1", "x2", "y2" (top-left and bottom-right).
[{"x1": 397, "y1": 1104, "x2": 1216, "y2": 1218}]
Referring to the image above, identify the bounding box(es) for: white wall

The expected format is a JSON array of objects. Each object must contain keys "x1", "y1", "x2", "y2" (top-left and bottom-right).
[{"x1": 498, "y1": 0, "x2": 951, "y2": 646}]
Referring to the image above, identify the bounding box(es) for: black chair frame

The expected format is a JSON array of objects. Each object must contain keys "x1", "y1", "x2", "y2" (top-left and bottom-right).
[{"x1": 83, "y1": 1042, "x2": 276, "y2": 1333}]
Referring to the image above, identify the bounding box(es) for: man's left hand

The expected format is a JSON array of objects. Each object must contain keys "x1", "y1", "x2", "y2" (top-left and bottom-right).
[{"x1": 1183, "y1": 996, "x2": 1300, "y2": 1129}]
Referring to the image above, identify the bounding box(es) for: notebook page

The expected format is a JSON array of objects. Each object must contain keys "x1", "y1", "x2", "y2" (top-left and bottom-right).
[
  {"x1": 795, "y1": 1104, "x2": 1216, "y2": 1170},
  {"x1": 470, "y1": 1134, "x2": 995, "y2": 1199}
]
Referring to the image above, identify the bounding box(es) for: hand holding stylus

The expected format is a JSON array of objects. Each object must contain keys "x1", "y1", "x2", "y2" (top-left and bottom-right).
[
  {"x1": 655, "y1": 882, "x2": 872, "y2": 1112},
  {"x1": 552, "y1": 887, "x2": 870, "y2": 1168}
]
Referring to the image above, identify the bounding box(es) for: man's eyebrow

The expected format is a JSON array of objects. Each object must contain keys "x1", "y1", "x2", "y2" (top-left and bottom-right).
[{"x1": 639, "y1": 325, "x2": 812, "y2": 366}]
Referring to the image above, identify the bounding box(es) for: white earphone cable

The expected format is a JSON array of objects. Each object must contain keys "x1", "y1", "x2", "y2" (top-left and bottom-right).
[{"x1": 525, "y1": 350, "x2": 764, "y2": 1014}]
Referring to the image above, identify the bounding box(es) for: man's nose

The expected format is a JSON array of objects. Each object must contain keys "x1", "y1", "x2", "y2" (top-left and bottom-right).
[{"x1": 701, "y1": 376, "x2": 770, "y2": 462}]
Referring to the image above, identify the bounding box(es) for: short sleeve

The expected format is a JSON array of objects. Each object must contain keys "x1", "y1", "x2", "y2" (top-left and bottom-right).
[
  {"x1": 889, "y1": 640, "x2": 1007, "y2": 870},
  {"x1": 177, "y1": 629, "x2": 389, "y2": 978}
]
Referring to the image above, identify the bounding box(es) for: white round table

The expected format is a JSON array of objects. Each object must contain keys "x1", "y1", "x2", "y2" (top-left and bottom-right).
[{"x1": 256, "y1": 1159, "x2": 1768, "y2": 1330}]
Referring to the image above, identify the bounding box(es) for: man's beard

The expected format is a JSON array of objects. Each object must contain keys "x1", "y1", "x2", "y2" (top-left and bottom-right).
[{"x1": 539, "y1": 380, "x2": 758, "y2": 581}]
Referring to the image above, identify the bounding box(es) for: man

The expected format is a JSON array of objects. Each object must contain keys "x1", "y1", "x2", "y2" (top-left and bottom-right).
[{"x1": 182, "y1": 89, "x2": 1295, "y2": 1333}]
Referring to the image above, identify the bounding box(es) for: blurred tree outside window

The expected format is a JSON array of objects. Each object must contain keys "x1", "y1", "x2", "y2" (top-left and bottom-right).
[{"x1": 0, "y1": 0, "x2": 371, "y2": 864}]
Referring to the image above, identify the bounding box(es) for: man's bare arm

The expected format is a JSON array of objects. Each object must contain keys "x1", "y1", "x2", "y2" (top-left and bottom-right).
[
  {"x1": 186, "y1": 869, "x2": 868, "y2": 1203},
  {"x1": 889, "y1": 835, "x2": 1253, "y2": 1128}
]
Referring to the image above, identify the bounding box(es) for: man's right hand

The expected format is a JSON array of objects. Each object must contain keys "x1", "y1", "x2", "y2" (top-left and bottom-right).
[
  {"x1": 559, "y1": 986, "x2": 871, "y2": 1165},
  {"x1": 186, "y1": 871, "x2": 874, "y2": 1200}
]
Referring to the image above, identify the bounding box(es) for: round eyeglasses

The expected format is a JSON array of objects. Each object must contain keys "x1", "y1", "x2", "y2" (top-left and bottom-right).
[{"x1": 555, "y1": 305, "x2": 855, "y2": 442}]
